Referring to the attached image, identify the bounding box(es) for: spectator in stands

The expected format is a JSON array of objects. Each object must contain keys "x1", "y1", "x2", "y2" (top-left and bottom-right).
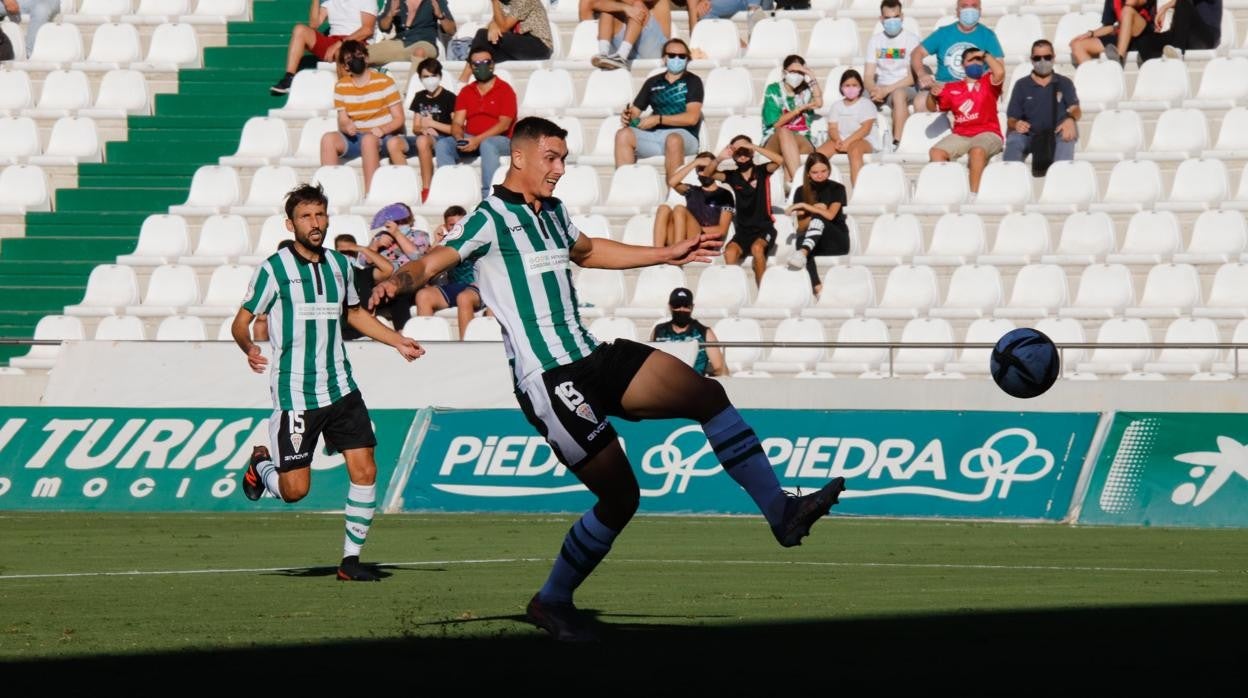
[
  {"x1": 434, "y1": 204, "x2": 468, "y2": 243},
  {"x1": 16, "y1": 0, "x2": 57, "y2": 60},
  {"x1": 650, "y1": 287, "x2": 726, "y2": 377},
  {"x1": 704, "y1": 134, "x2": 783, "y2": 286},
  {"x1": 439, "y1": 47, "x2": 517, "y2": 200},
  {"x1": 615, "y1": 38, "x2": 703, "y2": 179},
  {"x1": 322, "y1": 40, "x2": 406, "y2": 193},
  {"x1": 761, "y1": 54, "x2": 822, "y2": 184},
  {"x1": 590, "y1": 0, "x2": 679, "y2": 70},
  {"x1": 334, "y1": 232, "x2": 395, "y2": 340},
  {"x1": 370, "y1": 0, "x2": 456, "y2": 66},
  {"x1": 865, "y1": 0, "x2": 920, "y2": 150},
  {"x1": 911, "y1": 0, "x2": 1003, "y2": 112},
  {"x1": 1136, "y1": 0, "x2": 1222, "y2": 59},
  {"x1": 416, "y1": 206, "x2": 483, "y2": 339},
  {"x1": 458, "y1": 0, "x2": 554, "y2": 83},
  {"x1": 271, "y1": 0, "x2": 379, "y2": 95},
  {"x1": 927, "y1": 47, "x2": 1005, "y2": 196},
  {"x1": 387, "y1": 57, "x2": 458, "y2": 203},
  {"x1": 654, "y1": 151, "x2": 735, "y2": 247},
  {"x1": 1005, "y1": 40, "x2": 1081, "y2": 174},
  {"x1": 1070, "y1": 0, "x2": 1153, "y2": 66},
  {"x1": 785, "y1": 152, "x2": 848, "y2": 294},
  {"x1": 359, "y1": 203, "x2": 432, "y2": 332},
  {"x1": 0, "y1": 1, "x2": 16, "y2": 62},
  {"x1": 817, "y1": 69, "x2": 878, "y2": 187},
  {"x1": 688, "y1": 0, "x2": 771, "y2": 34}
]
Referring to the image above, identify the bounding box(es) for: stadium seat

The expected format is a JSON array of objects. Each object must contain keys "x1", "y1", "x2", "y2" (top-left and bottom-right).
[
  {"x1": 689, "y1": 18, "x2": 739, "y2": 63},
  {"x1": 117, "y1": 214, "x2": 190, "y2": 266},
  {"x1": 574, "y1": 268, "x2": 626, "y2": 319},
  {"x1": 74, "y1": 22, "x2": 142, "y2": 70},
  {"x1": 1119, "y1": 58, "x2": 1189, "y2": 111},
  {"x1": 1184, "y1": 57, "x2": 1248, "y2": 109},
  {"x1": 800, "y1": 264, "x2": 875, "y2": 319},
  {"x1": 1052, "y1": 11, "x2": 1103, "y2": 61},
  {"x1": 413, "y1": 165, "x2": 482, "y2": 214},
  {"x1": 1042, "y1": 211, "x2": 1115, "y2": 265},
  {"x1": 186, "y1": 264, "x2": 255, "y2": 317},
  {"x1": 994, "y1": 263, "x2": 1069, "y2": 318},
  {"x1": 846, "y1": 163, "x2": 909, "y2": 214},
  {"x1": 1203, "y1": 107, "x2": 1248, "y2": 159},
  {"x1": 930, "y1": 264, "x2": 1002, "y2": 319},
  {"x1": 123, "y1": 0, "x2": 190, "y2": 24},
  {"x1": 854, "y1": 213, "x2": 921, "y2": 266},
  {"x1": 79, "y1": 69, "x2": 150, "y2": 118},
  {"x1": 241, "y1": 215, "x2": 293, "y2": 264},
  {"x1": 588, "y1": 316, "x2": 638, "y2": 342},
  {"x1": 400, "y1": 316, "x2": 453, "y2": 342},
  {"x1": 185, "y1": 0, "x2": 249, "y2": 23},
  {"x1": 743, "y1": 18, "x2": 799, "y2": 65},
  {"x1": 281, "y1": 116, "x2": 337, "y2": 167},
  {"x1": 891, "y1": 317, "x2": 955, "y2": 374},
  {"x1": 1158, "y1": 158, "x2": 1230, "y2": 212},
  {"x1": 1142, "y1": 108, "x2": 1209, "y2": 161},
  {"x1": 1211, "y1": 319, "x2": 1248, "y2": 374},
  {"x1": 1072, "y1": 59, "x2": 1124, "y2": 112},
  {"x1": 1090, "y1": 159, "x2": 1163, "y2": 213},
  {"x1": 155, "y1": 315, "x2": 207, "y2": 341},
  {"x1": 815, "y1": 316, "x2": 889, "y2": 375},
  {"x1": 10, "y1": 315, "x2": 85, "y2": 370},
  {"x1": 551, "y1": 115, "x2": 584, "y2": 161},
  {"x1": 551, "y1": 164, "x2": 600, "y2": 212},
  {"x1": 865, "y1": 264, "x2": 940, "y2": 319},
  {"x1": 1175, "y1": 210, "x2": 1247, "y2": 264},
  {"x1": 805, "y1": 17, "x2": 859, "y2": 65},
  {"x1": 0, "y1": 164, "x2": 51, "y2": 214},
  {"x1": 1108, "y1": 211, "x2": 1180, "y2": 264},
  {"x1": 1077, "y1": 110, "x2": 1145, "y2": 162},
  {"x1": 1125, "y1": 263, "x2": 1202, "y2": 319},
  {"x1": 702, "y1": 67, "x2": 754, "y2": 117},
  {"x1": 712, "y1": 114, "x2": 763, "y2": 154},
  {"x1": 712, "y1": 316, "x2": 764, "y2": 374},
  {"x1": 1077, "y1": 318, "x2": 1153, "y2": 374},
  {"x1": 693, "y1": 264, "x2": 752, "y2": 317},
  {"x1": 1142, "y1": 318, "x2": 1221, "y2": 375},
  {"x1": 993, "y1": 12, "x2": 1044, "y2": 60},
  {"x1": 269, "y1": 69, "x2": 336, "y2": 119},
  {"x1": 221, "y1": 117, "x2": 291, "y2": 167},
  {"x1": 753, "y1": 317, "x2": 826, "y2": 374},
  {"x1": 915, "y1": 213, "x2": 985, "y2": 266},
  {"x1": 944, "y1": 317, "x2": 1016, "y2": 375},
  {"x1": 1192, "y1": 263, "x2": 1248, "y2": 318},
  {"x1": 619, "y1": 214, "x2": 654, "y2": 247},
  {"x1": 960, "y1": 161, "x2": 1031, "y2": 214},
  {"x1": 559, "y1": 20, "x2": 598, "y2": 63},
  {"x1": 883, "y1": 111, "x2": 951, "y2": 164},
  {"x1": 567, "y1": 69, "x2": 633, "y2": 117},
  {"x1": 1059, "y1": 263, "x2": 1135, "y2": 319},
  {"x1": 311, "y1": 165, "x2": 362, "y2": 212},
  {"x1": 94, "y1": 314, "x2": 147, "y2": 341},
  {"x1": 135, "y1": 22, "x2": 200, "y2": 70},
  {"x1": 520, "y1": 68, "x2": 574, "y2": 113},
  {"x1": 1033, "y1": 316, "x2": 1086, "y2": 370},
  {"x1": 0, "y1": 17, "x2": 22, "y2": 59},
  {"x1": 64, "y1": 264, "x2": 141, "y2": 316},
  {"x1": 1232, "y1": 164, "x2": 1248, "y2": 211},
  {"x1": 181, "y1": 214, "x2": 250, "y2": 267},
  {"x1": 13, "y1": 23, "x2": 84, "y2": 70},
  {"x1": 0, "y1": 71, "x2": 34, "y2": 115},
  {"x1": 617, "y1": 266, "x2": 686, "y2": 319},
  {"x1": 232, "y1": 165, "x2": 298, "y2": 216},
  {"x1": 169, "y1": 165, "x2": 241, "y2": 215},
  {"x1": 571, "y1": 213, "x2": 611, "y2": 240},
  {"x1": 738, "y1": 267, "x2": 811, "y2": 319},
  {"x1": 978, "y1": 212, "x2": 1050, "y2": 265},
  {"x1": 20, "y1": 69, "x2": 89, "y2": 119},
  {"x1": 0, "y1": 116, "x2": 42, "y2": 163},
  {"x1": 28, "y1": 116, "x2": 101, "y2": 166},
  {"x1": 329, "y1": 214, "x2": 368, "y2": 245},
  {"x1": 126, "y1": 264, "x2": 201, "y2": 316},
  {"x1": 66, "y1": 0, "x2": 133, "y2": 24},
  {"x1": 593, "y1": 165, "x2": 665, "y2": 216},
  {"x1": 898, "y1": 161, "x2": 968, "y2": 214},
  {"x1": 356, "y1": 165, "x2": 421, "y2": 213}
]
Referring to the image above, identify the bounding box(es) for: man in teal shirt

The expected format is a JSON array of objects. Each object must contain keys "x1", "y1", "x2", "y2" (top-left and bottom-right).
[{"x1": 910, "y1": 0, "x2": 1003, "y2": 111}]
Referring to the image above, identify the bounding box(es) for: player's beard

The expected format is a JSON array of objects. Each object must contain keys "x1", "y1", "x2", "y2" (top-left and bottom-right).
[{"x1": 297, "y1": 227, "x2": 326, "y2": 254}]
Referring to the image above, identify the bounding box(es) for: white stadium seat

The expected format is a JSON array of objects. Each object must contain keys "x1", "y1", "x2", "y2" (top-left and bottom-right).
[
  {"x1": 521, "y1": 68, "x2": 575, "y2": 112},
  {"x1": 311, "y1": 165, "x2": 362, "y2": 212},
  {"x1": 357, "y1": 165, "x2": 421, "y2": 213},
  {"x1": 1204, "y1": 107, "x2": 1248, "y2": 159},
  {"x1": 187, "y1": 264, "x2": 256, "y2": 317},
  {"x1": 753, "y1": 317, "x2": 826, "y2": 374},
  {"x1": 155, "y1": 315, "x2": 207, "y2": 341},
  {"x1": 865, "y1": 264, "x2": 940, "y2": 319},
  {"x1": 22, "y1": 69, "x2": 90, "y2": 118},
  {"x1": 689, "y1": 19, "x2": 739, "y2": 63},
  {"x1": 713, "y1": 317, "x2": 764, "y2": 374},
  {"x1": 1078, "y1": 318, "x2": 1153, "y2": 375},
  {"x1": 847, "y1": 163, "x2": 909, "y2": 214},
  {"x1": 1143, "y1": 318, "x2": 1221, "y2": 375},
  {"x1": 1072, "y1": 59, "x2": 1124, "y2": 111},
  {"x1": 816, "y1": 316, "x2": 890, "y2": 375},
  {"x1": 1108, "y1": 211, "x2": 1180, "y2": 264},
  {"x1": 1193, "y1": 263, "x2": 1248, "y2": 319},
  {"x1": 233, "y1": 165, "x2": 298, "y2": 216},
  {"x1": 978, "y1": 212, "x2": 1050, "y2": 265},
  {"x1": 891, "y1": 317, "x2": 955, "y2": 374},
  {"x1": 930, "y1": 264, "x2": 1002, "y2": 319},
  {"x1": 994, "y1": 263, "x2": 1068, "y2": 318},
  {"x1": 135, "y1": 22, "x2": 200, "y2": 70},
  {"x1": 806, "y1": 17, "x2": 860, "y2": 65},
  {"x1": 1119, "y1": 58, "x2": 1189, "y2": 111},
  {"x1": 1184, "y1": 57, "x2": 1248, "y2": 109},
  {"x1": 281, "y1": 116, "x2": 337, "y2": 167},
  {"x1": 0, "y1": 164, "x2": 51, "y2": 214},
  {"x1": 117, "y1": 214, "x2": 190, "y2": 266},
  {"x1": 14, "y1": 23, "x2": 84, "y2": 70},
  {"x1": 961, "y1": 161, "x2": 1031, "y2": 213},
  {"x1": 1028, "y1": 160, "x2": 1098, "y2": 213},
  {"x1": 221, "y1": 117, "x2": 291, "y2": 167},
  {"x1": 414, "y1": 165, "x2": 482, "y2": 214},
  {"x1": 0, "y1": 71, "x2": 34, "y2": 114},
  {"x1": 181, "y1": 214, "x2": 250, "y2": 267},
  {"x1": 945, "y1": 317, "x2": 1016, "y2": 375},
  {"x1": 898, "y1": 162, "x2": 968, "y2": 214},
  {"x1": 0, "y1": 116, "x2": 42, "y2": 163},
  {"x1": 126, "y1": 264, "x2": 201, "y2": 317},
  {"x1": 801, "y1": 264, "x2": 875, "y2": 319},
  {"x1": 270, "y1": 69, "x2": 335, "y2": 119},
  {"x1": 124, "y1": 0, "x2": 190, "y2": 24},
  {"x1": 402, "y1": 317, "x2": 453, "y2": 342},
  {"x1": 1159, "y1": 158, "x2": 1230, "y2": 212},
  {"x1": 1078, "y1": 110, "x2": 1145, "y2": 162},
  {"x1": 75, "y1": 22, "x2": 142, "y2": 70},
  {"x1": 574, "y1": 269, "x2": 626, "y2": 319},
  {"x1": 1125, "y1": 263, "x2": 1202, "y2": 319},
  {"x1": 854, "y1": 213, "x2": 922, "y2": 266},
  {"x1": 80, "y1": 69, "x2": 150, "y2": 118},
  {"x1": 1090, "y1": 159, "x2": 1163, "y2": 213},
  {"x1": 1043, "y1": 211, "x2": 1115, "y2": 265},
  {"x1": 593, "y1": 165, "x2": 665, "y2": 216},
  {"x1": 743, "y1": 18, "x2": 800, "y2": 64},
  {"x1": 10, "y1": 316, "x2": 85, "y2": 370},
  {"x1": 616, "y1": 266, "x2": 686, "y2": 319},
  {"x1": 28, "y1": 116, "x2": 101, "y2": 166},
  {"x1": 588, "y1": 316, "x2": 638, "y2": 343},
  {"x1": 1175, "y1": 211, "x2": 1247, "y2": 264},
  {"x1": 65, "y1": 265, "x2": 141, "y2": 316},
  {"x1": 1142, "y1": 108, "x2": 1208, "y2": 161},
  {"x1": 169, "y1": 165, "x2": 241, "y2": 215},
  {"x1": 915, "y1": 213, "x2": 985, "y2": 267},
  {"x1": 739, "y1": 267, "x2": 812, "y2": 319},
  {"x1": 1059, "y1": 263, "x2": 1135, "y2": 319},
  {"x1": 694, "y1": 265, "x2": 752, "y2": 318},
  {"x1": 94, "y1": 315, "x2": 147, "y2": 341}
]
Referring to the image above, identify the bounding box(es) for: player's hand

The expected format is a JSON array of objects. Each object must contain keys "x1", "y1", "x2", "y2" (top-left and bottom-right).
[
  {"x1": 246, "y1": 345, "x2": 268, "y2": 374},
  {"x1": 666, "y1": 230, "x2": 723, "y2": 266},
  {"x1": 370, "y1": 278, "x2": 398, "y2": 310},
  {"x1": 394, "y1": 336, "x2": 425, "y2": 361}
]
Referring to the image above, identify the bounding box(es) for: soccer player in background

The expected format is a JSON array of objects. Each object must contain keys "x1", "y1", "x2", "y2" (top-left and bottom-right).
[
  {"x1": 370, "y1": 116, "x2": 846, "y2": 641},
  {"x1": 230, "y1": 184, "x2": 424, "y2": 582}
]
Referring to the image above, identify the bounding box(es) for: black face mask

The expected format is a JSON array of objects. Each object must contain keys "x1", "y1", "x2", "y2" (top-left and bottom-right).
[
  {"x1": 671, "y1": 310, "x2": 692, "y2": 328},
  {"x1": 697, "y1": 175, "x2": 715, "y2": 187},
  {"x1": 347, "y1": 56, "x2": 367, "y2": 75}
]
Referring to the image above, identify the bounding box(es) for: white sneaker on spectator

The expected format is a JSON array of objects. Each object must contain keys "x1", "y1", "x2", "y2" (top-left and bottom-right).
[
  {"x1": 786, "y1": 250, "x2": 806, "y2": 271},
  {"x1": 1162, "y1": 45, "x2": 1182, "y2": 60},
  {"x1": 592, "y1": 53, "x2": 630, "y2": 71}
]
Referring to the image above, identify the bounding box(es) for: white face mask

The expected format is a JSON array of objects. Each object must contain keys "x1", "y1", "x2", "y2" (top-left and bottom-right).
[
  {"x1": 421, "y1": 76, "x2": 441, "y2": 92},
  {"x1": 784, "y1": 71, "x2": 806, "y2": 89}
]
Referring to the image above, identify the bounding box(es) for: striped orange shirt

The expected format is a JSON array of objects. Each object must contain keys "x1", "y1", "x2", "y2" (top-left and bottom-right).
[{"x1": 334, "y1": 70, "x2": 401, "y2": 130}]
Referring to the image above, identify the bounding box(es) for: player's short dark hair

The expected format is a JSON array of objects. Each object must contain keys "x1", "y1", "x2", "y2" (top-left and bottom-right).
[
  {"x1": 961, "y1": 46, "x2": 984, "y2": 62},
  {"x1": 284, "y1": 183, "x2": 328, "y2": 221},
  {"x1": 417, "y1": 57, "x2": 442, "y2": 77},
  {"x1": 334, "y1": 234, "x2": 355, "y2": 247},
  {"x1": 1031, "y1": 39, "x2": 1054, "y2": 54},
  {"x1": 880, "y1": 0, "x2": 902, "y2": 11},
  {"x1": 443, "y1": 205, "x2": 467, "y2": 221},
  {"x1": 511, "y1": 116, "x2": 569, "y2": 145}
]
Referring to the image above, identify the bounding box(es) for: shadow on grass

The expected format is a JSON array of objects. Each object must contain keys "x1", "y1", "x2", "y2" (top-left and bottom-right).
[{"x1": 6, "y1": 602, "x2": 1246, "y2": 688}]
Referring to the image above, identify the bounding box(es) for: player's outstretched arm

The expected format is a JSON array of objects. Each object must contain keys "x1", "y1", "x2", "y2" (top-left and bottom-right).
[
  {"x1": 345, "y1": 307, "x2": 425, "y2": 361},
  {"x1": 369, "y1": 246, "x2": 462, "y2": 310},
  {"x1": 570, "y1": 230, "x2": 722, "y2": 270},
  {"x1": 230, "y1": 307, "x2": 268, "y2": 374}
]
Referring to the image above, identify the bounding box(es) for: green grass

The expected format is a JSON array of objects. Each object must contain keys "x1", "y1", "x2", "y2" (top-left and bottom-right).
[{"x1": 2, "y1": 512, "x2": 1247, "y2": 669}]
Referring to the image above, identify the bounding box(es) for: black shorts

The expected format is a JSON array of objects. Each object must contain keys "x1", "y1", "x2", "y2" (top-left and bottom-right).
[
  {"x1": 729, "y1": 225, "x2": 777, "y2": 257},
  {"x1": 514, "y1": 339, "x2": 656, "y2": 470},
  {"x1": 269, "y1": 390, "x2": 377, "y2": 472}
]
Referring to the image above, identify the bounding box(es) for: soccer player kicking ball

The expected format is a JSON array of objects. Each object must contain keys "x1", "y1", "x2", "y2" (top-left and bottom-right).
[
  {"x1": 231, "y1": 184, "x2": 424, "y2": 582},
  {"x1": 371, "y1": 117, "x2": 846, "y2": 640}
]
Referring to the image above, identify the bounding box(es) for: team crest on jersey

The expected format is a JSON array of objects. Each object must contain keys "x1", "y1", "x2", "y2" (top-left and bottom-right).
[
  {"x1": 554, "y1": 381, "x2": 598, "y2": 424},
  {"x1": 442, "y1": 221, "x2": 465, "y2": 242},
  {"x1": 290, "y1": 433, "x2": 303, "y2": 451}
]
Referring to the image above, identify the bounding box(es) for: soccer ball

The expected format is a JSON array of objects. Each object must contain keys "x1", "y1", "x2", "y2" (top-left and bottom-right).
[{"x1": 990, "y1": 328, "x2": 1060, "y2": 399}]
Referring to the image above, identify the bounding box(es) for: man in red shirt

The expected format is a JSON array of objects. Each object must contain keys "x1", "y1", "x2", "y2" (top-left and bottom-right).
[
  {"x1": 926, "y1": 46, "x2": 1005, "y2": 195},
  {"x1": 435, "y1": 47, "x2": 517, "y2": 200}
]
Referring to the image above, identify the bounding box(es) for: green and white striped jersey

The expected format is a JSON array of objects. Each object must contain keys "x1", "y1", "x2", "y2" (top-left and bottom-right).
[
  {"x1": 444, "y1": 186, "x2": 599, "y2": 385},
  {"x1": 241, "y1": 246, "x2": 360, "y2": 411}
]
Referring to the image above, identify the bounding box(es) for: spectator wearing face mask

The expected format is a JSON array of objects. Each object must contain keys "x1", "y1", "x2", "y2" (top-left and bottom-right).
[
  {"x1": 911, "y1": 0, "x2": 1003, "y2": 113},
  {"x1": 458, "y1": 0, "x2": 553, "y2": 83},
  {"x1": 927, "y1": 46, "x2": 1005, "y2": 196},
  {"x1": 785, "y1": 152, "x2": 848, "y2": 295},
  {"x1": 865, "y1": 0, "x2": 921, "y2": 150},
  {"x1": 616, "y1": 38, "x2": 704, "y2": 179},
  {"x1": 817, "y1": 69, "x2": 878, "y2": 187},
  {"x1": 322, "y1": 41, "x2": 406, "y2": 193},
  {"x1": 703, "y1": 134, "x2": 784, "y2": 286},
  {"x1": 1005, "y1": 39, "x2": 1081, "y2": 174},
  {"x1": 439, "y1": 47, "x2": 517, "y2": 200},
  {"x1": 1070, "y1": 0, "x2": 1153, "y2": 66},
  {"x1": 387, "y1": 57, "x2": 458, "y2": 203},
  {"x1": 271, "y1": 0, "x2": 378, "y2": 95},
  {"x1": 353, "y1": 204, "x2": 432, "y2": 332},
  {"x1": 654, "y1": 152, "x2": 735, "y2": 247},
  {"x1": 649, "y1": 288, "x2": 726, "y2": 377},
  {"x1": 761, "y1": 55, "x2": 822, "y2": 185},
  {"x1": 1136, "y1": 0, "x2": 1222, "y2": 59}
]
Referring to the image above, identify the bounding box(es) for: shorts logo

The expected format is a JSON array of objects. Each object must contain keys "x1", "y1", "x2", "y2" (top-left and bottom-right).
[
  {"x1": 554, "y1": 381, "x2": 597, "y2": 424},
  {"x1": 289, "y1": 411, "x2": 305, "y2": 452}
]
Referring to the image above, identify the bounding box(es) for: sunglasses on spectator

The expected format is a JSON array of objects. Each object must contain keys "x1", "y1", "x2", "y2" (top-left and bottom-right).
[
  {"x1": 664, "y1": 52, "x2": 688, "y2": 59},
  {"x1": 471, "y1": 59, "x2": 493, "y2": 66},
  {"x1": 1031, "y1": 54, "x2": 1054, "y2": 61}
]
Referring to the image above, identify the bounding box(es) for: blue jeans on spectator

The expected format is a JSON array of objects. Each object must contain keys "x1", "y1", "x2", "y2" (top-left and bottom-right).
[
  {"x1": 1004, "y1": 131, "x2": 1077, "y2": 168},
  {"x1": 18, "y1": 0, "x2": 59, "y2": 58},
  {"x1": 435, "y1": 134, "x2": 511, "y2": 199},
  {"x1": 706, "y1": 0, "x2": 774, "y2": 18}
]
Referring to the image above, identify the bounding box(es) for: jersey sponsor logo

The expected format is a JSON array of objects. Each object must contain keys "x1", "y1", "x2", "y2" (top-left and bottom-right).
[
  {"x1": 554, "y1": 381, "x2": 597, "y2": 424},
  {"x1": 522, "y1": 249, "x2": 569, "y2": 276},
  {"x1": 294, "y1": 302, "x2": 341, "y2": 320},
  {"x1": 942, "y1": 41, "x2": 976, "y2": 80}
]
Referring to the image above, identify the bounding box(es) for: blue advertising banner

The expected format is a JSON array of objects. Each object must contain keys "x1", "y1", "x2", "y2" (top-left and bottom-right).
[{"x1": 397, "y1": 409, "x2": 1099, "y2": 520}]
